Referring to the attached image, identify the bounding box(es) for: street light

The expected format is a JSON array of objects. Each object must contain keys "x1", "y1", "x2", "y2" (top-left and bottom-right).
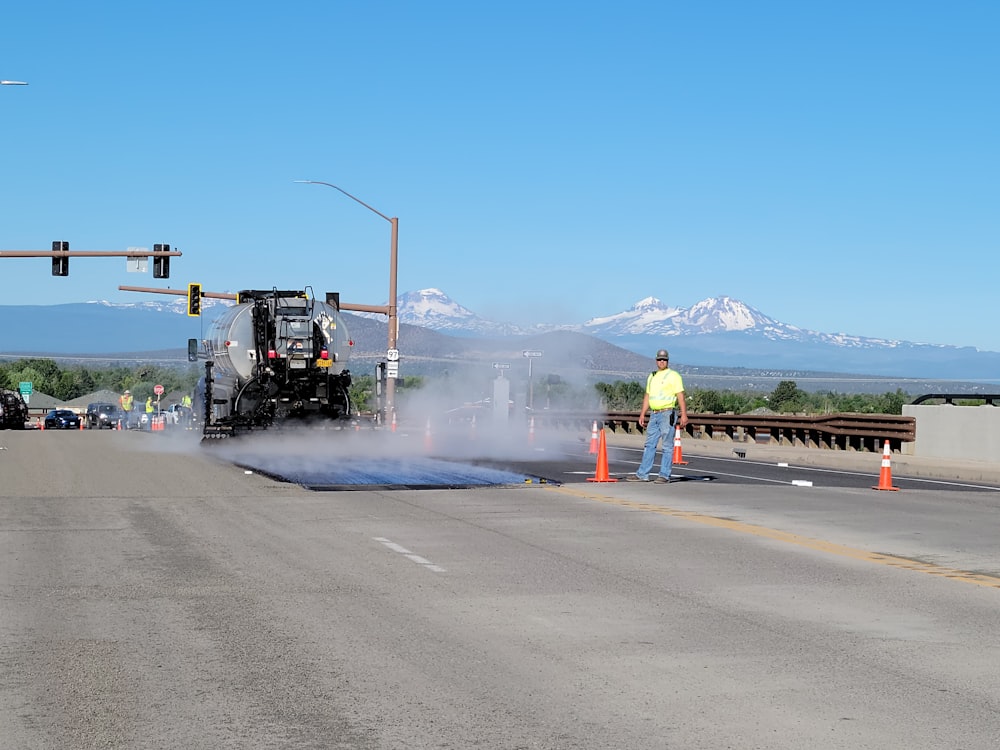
[{"x1": 295, "y1": 179, "x2": 399, "y2": 421}]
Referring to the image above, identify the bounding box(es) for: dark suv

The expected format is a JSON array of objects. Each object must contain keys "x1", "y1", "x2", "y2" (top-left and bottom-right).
[
  {"x1": 0, "y1": 389, "x2": 29, "y2": 430},
  {"x1": 86, "y1": 402, "x2": 124, "y2": 429}
]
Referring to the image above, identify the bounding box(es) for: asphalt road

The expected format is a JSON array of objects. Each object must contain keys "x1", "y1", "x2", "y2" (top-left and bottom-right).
[{"x1": 3, "y1": 428, "x2": 1000, "y2": 749}]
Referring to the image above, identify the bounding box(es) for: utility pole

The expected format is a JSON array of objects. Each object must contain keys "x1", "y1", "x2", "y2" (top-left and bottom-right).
[{"x1": 295, "y1": 180, "x2": 399, "y2": 425}]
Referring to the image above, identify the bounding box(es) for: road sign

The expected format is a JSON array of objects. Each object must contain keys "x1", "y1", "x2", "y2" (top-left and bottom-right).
[
  {"x1": 126, "y1": 248, "x2": 149, "y2": 273},
  {"x1": 492, "y1": 362, "x2": 510, "y2": 369},
  {"x1": 522, "y1": 350, "x2": 543, "y2": 358},
  {"x1": 18, "y1": 381, "x2": 32, "y2": 395},
  {"x1": 386, "y1": 361, "x2": 399, "y2": 378},
  {"x1": 387, "y1": 348, "x2": 399, "y2": 362},
  {"x1": 153, "y1": 384, "x2": 164, "y2": 395}
]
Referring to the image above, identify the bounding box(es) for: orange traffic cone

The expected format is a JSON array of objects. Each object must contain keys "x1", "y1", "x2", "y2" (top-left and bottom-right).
[
  {"x1": 79, "y1": 417, "x2": 85, "y2": 430},
  {"x1": 587, "y1": 429, "x2": 618, "y2": 483},
  {"x1": 117, "y1": 418, "x2": 122, "y2": 431},
  {"x1": 469, "y1": 413, "x2": 477, "y2": 440},
  {"x1": 528, "y1": 416, "x2": 535, "y2": 445},
  {"x1": 424, "y1": 418, "x2": 433, "y2": 452},
  {"x1": 390, "y1": 411, "x2": 397, "y2": 433},
  {"x1": 38, "y1": 417, "x2": 44, "y2": 431},
  {"x1": 872, "y1": 440, "x2": 900, "y2": 491},
  {"x1": 671, "y1": 429, "x2": 688, "y2": 465},
  {"x1": 588, "y1": 420, "x2": 599, "y2": 454}
]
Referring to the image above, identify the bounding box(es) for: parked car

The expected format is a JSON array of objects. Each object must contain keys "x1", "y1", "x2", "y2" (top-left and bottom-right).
[
  {"x1": 0, "y1": 388, "x2": 29, "y2": 430},
  {"x1": 44, "y1": 409, "x2": 82, "y2": 430},
  {"x1": 86, "y1": 402, "x2": 125, "y2": 429}
]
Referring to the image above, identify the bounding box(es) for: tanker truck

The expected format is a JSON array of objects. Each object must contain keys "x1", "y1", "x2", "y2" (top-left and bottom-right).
[{"x1": 192, "y1": 288, "x2": 354, "y2": 438}]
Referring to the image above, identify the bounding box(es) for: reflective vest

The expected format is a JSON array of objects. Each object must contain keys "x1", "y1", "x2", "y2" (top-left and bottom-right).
[
  {"x1": 145, "y1": 398, "x2": 154, "y2": 414},
  {"x1": 646, "y1": 369, "x2": 684, "y2": 410},
  {"x1": 182, "y1": 395, "x2": 192, "y2": 408},
  {"x1": 120, "y1": 395, "x2": 133, "y2": 411}
]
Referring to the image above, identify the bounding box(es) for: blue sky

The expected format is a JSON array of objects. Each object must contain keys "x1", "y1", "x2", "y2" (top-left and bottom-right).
[{"x1": 2, "y1": 1, "x2": 997, "y2": 351}]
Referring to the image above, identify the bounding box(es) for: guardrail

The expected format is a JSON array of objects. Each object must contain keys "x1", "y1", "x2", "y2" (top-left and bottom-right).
[
  {"x1": 528, "y1": 411, "x2": 916, "y2": 453},
  {"x1": 910, "y1": 393, "x2": 1000, "y2": 406}
]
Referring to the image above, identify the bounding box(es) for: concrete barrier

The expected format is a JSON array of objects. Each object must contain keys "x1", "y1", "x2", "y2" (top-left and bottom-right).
[{"x1": 902, "y1": 404, "x2": 1000, "y2": 462}]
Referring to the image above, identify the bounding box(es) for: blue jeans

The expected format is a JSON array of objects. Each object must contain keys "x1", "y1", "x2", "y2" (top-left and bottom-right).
[{"x1": 636, "y1": 410, "x2": 676, "y2": 479}]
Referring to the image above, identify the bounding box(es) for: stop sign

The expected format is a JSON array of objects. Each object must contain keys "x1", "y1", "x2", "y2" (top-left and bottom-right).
[{"x1": 153, "y1": 384, "x2": 164, "y2": 395}]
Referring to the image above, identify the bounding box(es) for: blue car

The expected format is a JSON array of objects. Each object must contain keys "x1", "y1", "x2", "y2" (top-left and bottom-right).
[{"x1": 43, "y1": 409, "x2": 82, "y2": 430}]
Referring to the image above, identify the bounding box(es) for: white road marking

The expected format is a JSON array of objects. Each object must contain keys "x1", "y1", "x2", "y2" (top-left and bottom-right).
[{"x1": 373, "y1": 537, "x2": 447, "y2": 573}]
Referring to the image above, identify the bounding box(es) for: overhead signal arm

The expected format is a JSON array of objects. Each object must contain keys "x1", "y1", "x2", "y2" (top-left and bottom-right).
[
  {"x1": 0, "y1": 243, "x2": 181, "y2": 277},
  {"x1": 119, "y1": 285, "x2": 237, "y2": 301},
  {"x1": 118, "y1": 285, "x2": 380, "y2": 315}
]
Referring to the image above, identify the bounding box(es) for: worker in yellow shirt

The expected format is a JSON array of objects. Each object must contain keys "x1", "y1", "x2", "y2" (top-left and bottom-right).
[{"x1": 626, "y1": 349, "x2": 688, "y2": 483}]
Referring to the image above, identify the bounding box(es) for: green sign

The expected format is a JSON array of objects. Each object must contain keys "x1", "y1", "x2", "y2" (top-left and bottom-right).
[{"x1": 18, "y1": 381, "x2": 32, "y2": 395}]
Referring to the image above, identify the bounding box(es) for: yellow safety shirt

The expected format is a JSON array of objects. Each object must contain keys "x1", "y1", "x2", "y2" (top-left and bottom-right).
[{"x1": 646, "y1": 369, "x2": 684, "y2": 411}]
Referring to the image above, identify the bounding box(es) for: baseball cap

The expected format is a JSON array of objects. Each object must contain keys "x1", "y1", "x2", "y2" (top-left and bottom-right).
[{"x1": 655, "y1": 349, "x2": 669, "y2": 359}]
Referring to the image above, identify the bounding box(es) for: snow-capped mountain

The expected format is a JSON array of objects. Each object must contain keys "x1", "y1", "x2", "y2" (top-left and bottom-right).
[
  {"x1": 581, "y1": 295, "x2": 784, "y2": 337},
  {"x1": 356, "y1": 288, "x2": 529, "y2": 337},
  {"x1": 581, "y1": 295, "x2": 900, "y2": 349},
  {"x1": 581, "y1": 297, "x2": 683, "y2": 335}
]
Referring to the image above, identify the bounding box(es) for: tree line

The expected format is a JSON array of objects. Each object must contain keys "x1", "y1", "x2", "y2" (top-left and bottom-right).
[
  {"x1": 0, "y1": 358, "x2": 424, "y2": 413},
  {"x1": 1, "y1": 358, "x2": 925, "y2": 416},
  {"x1": 0, "y1": 358, "x2": 200, "y2": 403},
  {"x1": 594, "y1": 379, "x2": 912, "y2": 415}
]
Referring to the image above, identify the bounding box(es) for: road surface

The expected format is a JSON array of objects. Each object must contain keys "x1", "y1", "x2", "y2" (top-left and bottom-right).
[{"x1": 3, "y1": 428, "x2": 1000, "y2": 749}]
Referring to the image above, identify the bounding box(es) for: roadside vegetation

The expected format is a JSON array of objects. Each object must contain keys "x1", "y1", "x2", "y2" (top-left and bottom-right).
[
  {"x1": 596, "y1": 378, "x2": 912, "y2": 415},
  {"x1": 1, "y1": 359, "x2": 961, "y2": 417},
  {"x1": 0, "y1": 358, "x2": 424, "y2": 414},
  {"x1": 0, "y1": 358, "x2": 199, "y2": 403}
]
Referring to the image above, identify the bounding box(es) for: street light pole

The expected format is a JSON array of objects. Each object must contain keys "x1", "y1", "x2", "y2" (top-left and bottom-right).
[{"x1": 295, "y1": 180, "x2": 399, "y2": 421}]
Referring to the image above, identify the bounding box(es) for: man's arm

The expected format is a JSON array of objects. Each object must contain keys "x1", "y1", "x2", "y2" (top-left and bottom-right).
[{"x1": 676, "y1": 390, "x2": 688, "y2": 428}]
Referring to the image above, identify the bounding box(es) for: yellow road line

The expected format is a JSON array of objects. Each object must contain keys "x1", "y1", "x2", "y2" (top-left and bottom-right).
[{"x1": 548, "y1": 485, "x2": 1000, "y2": 590}]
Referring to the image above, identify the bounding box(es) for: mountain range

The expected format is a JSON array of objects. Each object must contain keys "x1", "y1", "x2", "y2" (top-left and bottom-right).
[
  {"x1": 1, "y1": 290, "x2": 998, "y2": 387},
  {"x1": 355, "y1": 289, "x2": 1000, "y2": 382}
]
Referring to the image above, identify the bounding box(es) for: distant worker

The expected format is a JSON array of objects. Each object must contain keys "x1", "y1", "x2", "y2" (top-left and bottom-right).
[
  {"x1": 626, "y1": 349, "x2": 688, "y2": 483},
  {"x1": 119, "y1": 390, "x2": 133, "y2": 428},
  {"x1": 181, "y1": 393, "x2": 193, "y2": 428},
  {"x1": 145, "y1": 396, "x2": 154, "y2": 430}
]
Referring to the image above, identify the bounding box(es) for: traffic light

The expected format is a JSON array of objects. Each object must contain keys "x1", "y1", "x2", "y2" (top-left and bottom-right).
[
  {"x1": 153, "y1": 243, "x2": 170, "y2": 278},
  {"x1": 187, "y1": 283, "x2": 202, "y2": 317},
  {"x1": 51, "y1": 240, "x2": 69, "y2": 276}
]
